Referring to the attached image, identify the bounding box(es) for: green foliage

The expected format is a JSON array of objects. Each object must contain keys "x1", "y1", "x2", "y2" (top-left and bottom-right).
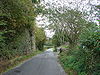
[
  {"x1": 0, "y1": 0, "x2": 43, "y2": 61},
  {"x1": 35, "y1": 26, "x2": 46, "y2": 50},
  {"x1": 47, "y1": 5, "x2": 100, "y2": 75},
  {"x1": 0, "y1": 50, "x2": 42, "y2": 74},
  {"x1": 52, "y1": 34, "x2": 61, "y2": 47},
  {"x1": 32, "y1": 0, "x2": 40, "y2": 4},
  {"x1": 59, "y1": 24, "x2": 100, "y2": 75},
  {"x1": 44, "y1": 38, "x2": 53, "y2": 49},
  {"x1": 48, "y1": 9, "x2": 89, "y2": 48}
]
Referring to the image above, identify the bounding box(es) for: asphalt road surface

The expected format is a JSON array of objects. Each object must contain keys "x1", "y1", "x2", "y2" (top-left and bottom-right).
[{"x1": 3, "y1": 49, "x2": 66, "y2": 75}]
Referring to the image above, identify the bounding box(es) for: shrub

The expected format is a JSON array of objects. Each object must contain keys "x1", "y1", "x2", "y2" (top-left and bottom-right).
[{"x1": 59, "y1": 26, "x2": 100, "y2": 75}]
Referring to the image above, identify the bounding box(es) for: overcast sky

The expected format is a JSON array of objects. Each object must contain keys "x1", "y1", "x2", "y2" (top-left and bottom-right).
[{"x1": 36, "y1": 0, "x2": 100, "y2": 38}]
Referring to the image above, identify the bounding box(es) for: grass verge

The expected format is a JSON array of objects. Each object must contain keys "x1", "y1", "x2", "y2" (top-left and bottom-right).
[
  {"x1": 58, "y1": 51, "x2": 77, "y2": 75},
  {"x1": 0, "y1": 50, "x2": 42, "y2": 74}
]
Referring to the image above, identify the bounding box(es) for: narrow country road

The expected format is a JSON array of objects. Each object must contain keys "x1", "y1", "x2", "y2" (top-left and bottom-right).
[{"x1": 3, "y1": 49, "x2": 66, "y2": 75}]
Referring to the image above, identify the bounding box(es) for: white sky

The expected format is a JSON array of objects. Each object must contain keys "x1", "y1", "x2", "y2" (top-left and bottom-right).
[
  {"x1": 36, "y1": 15, "x2": 55, "y2": 38},
  {"x1": 36, "y1": 0, "x2": 100, "y2": 38}
]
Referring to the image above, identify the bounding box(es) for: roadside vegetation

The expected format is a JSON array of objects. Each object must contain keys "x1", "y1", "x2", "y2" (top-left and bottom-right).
[
  {"x1": 44, "y1": 38, "x2": 54, "y2": 49},
  {"x1": 0, "y1": 0, "x2": 46, "y2": 74},
  {"x1": 40, "y1": 1, "x2": 100, "y2": 75},
  {"x1": 0, "y1": 0, "x2": 100, "y2": 75},
  {"x1": 0, "y1": 50, "x2": 42, "y2": 74}
]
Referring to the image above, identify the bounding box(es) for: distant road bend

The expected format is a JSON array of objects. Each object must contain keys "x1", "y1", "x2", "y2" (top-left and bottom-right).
[{"x1": 3, "y1": 49, "x2": 66, "y2": 75}]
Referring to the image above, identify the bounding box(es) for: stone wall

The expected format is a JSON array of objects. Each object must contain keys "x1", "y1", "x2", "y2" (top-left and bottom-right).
[{"x1": 7, "y1": 28, "x2": 36, "y2": 56}]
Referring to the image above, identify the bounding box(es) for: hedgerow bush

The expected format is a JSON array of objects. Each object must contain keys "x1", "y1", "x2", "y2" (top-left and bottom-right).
[{"x1": 59, "y1": 25, "x2": 100, "y2": 75}]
